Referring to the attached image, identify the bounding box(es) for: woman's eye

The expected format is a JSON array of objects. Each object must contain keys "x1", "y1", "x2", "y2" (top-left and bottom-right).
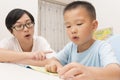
[
  {"x1": 16, "y1": 25, "x2": 22, "y2": 28},
  {"x1": 26, "y1": 22, "x2": 31, "y2": 25}
]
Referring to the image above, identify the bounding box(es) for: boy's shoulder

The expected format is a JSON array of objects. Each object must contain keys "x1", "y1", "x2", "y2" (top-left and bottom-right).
[
  {"x1": 65, "y1": 42, "x2": 76, "y2": 47},
  {"x1": 95, "y1": 40, "x2": 111, "y2": 46},
  {"x1": 65, "y1": 40, "x2": 109, "y2": 49},
  {"x1": 93, "y1": 40, "x2": 112, "y2": 51}
]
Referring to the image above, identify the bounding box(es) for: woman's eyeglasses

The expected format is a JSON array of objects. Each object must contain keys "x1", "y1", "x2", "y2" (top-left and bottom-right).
[{"x1": 12, "y1": 22, "x2": 34, "y2": 31}]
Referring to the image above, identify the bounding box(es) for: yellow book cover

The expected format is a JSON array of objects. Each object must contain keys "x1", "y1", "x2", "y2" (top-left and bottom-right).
[
  {"x1": 93, "y1": 27, "x2": 113, "y2": 40},
  {"x1": 29, "y1": 66, "x2": 58, "y2": 76}
]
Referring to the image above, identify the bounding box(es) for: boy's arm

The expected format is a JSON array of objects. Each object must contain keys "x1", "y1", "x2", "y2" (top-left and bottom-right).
[
  {"x1": 58, "y1": 63, "x2": 120, "y2": 80},
  {"x1": 92, "y1": 63, "x2": 120, "y2": 80}
]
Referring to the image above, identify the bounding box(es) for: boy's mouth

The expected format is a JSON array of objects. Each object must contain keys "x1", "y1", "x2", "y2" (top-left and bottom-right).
[{"x1": 72, "y1": 36, "x2": 79, "y2": 40}]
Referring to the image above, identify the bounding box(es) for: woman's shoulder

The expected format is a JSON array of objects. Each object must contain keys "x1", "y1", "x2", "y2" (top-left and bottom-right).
[
  {"x1": 34, "y1": 36, "x2": 46, "y2": 40},
  {"x1": 0, "y1": 36, "x2": 16, "y2": 48},
  {"x1": 33, "y1": 36, "x2": 48, "y2": 44},
  {"x1": 0, "y1": 36, "x2": 15, "y2": 43}
]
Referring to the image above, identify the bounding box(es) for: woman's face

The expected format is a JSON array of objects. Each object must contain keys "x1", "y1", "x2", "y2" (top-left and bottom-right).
[{"x1": 12, "y1": 13, "x2": 34, "y2": 43}]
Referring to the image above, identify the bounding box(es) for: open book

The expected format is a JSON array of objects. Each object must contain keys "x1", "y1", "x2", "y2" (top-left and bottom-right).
[{"x1": 28, "y1": 65, "x2": 58, "y2": 76}]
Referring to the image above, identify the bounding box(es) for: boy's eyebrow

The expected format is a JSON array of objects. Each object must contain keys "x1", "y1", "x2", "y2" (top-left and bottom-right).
[
  {"x1": 64, "y1": 22, "x2": 70, "y2": 25},
  {"x1": 64, "y1": 20, "x2": 84, "y2": 24},
  {"x1": 76, "y1": 18, "x2": 87, "y2": 23},
  {"x1": 75, "y1": 20, "x2": 84, "y2": 22},
  {"x1": 64, "y1": 17, "x2": 85, "y2": 25}
]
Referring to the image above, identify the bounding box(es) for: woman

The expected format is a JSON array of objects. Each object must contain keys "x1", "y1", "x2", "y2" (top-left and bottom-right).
[{"x1": 0, "y1": 8, "x2": 54, "y2": 66}]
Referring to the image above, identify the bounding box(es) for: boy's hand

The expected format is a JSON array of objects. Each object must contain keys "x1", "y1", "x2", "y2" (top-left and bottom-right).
[
  {"x1": 58, "y1": 62, "x2": 94, "y2": 80},
  {"x1": 31, "y1": 51, "x2": 53, "y2": 61},
  {"x1": 45, "y1": 59, "x2": 63, "y2": 73}
]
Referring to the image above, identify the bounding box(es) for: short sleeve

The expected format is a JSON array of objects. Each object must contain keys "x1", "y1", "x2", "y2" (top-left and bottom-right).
[
  {"x1": 34, "y1": 36, "x2": 53, "y2": 51},
  {"x1": 33, "y1": 36, "x2": 56, "y2": 58},
  {"x1": 0, "y1": 38, "x2": 11, "y2": 49},
  {"x1": 99, "y1": 42, "x2": 119, "y2": 67},
  {"x1": 54, "y1": 42, "x2": 73, "y2": 66}
]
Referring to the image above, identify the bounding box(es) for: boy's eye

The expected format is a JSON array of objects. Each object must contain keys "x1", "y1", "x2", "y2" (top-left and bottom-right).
[
  {"x1": 66, "y1": 26, "x2": 71, "y2": 28},
  {"x1": 77, "y1": 23, "x2": 82, "y2": 26}
]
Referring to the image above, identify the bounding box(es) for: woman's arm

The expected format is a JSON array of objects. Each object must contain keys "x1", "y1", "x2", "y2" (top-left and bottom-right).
[
  {"x1": 0, "y1": 48, "x2": 33, "y2": 63},
  {"x1": 0, "y1": 48, "x2": 54, "y2": 66},
  {"x1": 16, "y1": 59, "x2": 48, "y2": 66}
]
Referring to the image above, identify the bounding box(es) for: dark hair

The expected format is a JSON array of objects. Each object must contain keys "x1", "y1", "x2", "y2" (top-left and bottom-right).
[
  {"x1": 64, "y1": 1, "x2": 96, "y2": 20},
  {"x1": 5, "y1": 8, "x2": 35, "y2": 32}
]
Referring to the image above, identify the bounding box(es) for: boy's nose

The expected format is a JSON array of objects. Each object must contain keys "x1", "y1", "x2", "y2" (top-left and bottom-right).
[{"x1": 71, "y1": 27, "x2": 77, "y2": 34}]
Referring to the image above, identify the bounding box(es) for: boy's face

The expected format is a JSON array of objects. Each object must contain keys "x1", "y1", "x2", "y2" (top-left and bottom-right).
[{"x1": 64, "y1": 7, "x2": 98, "y2": 46}]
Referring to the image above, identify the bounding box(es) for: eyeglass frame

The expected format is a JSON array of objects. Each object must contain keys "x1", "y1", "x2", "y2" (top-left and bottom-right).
[{"x1": 12, "y1": 22, "x2": 34, "y2": 31}]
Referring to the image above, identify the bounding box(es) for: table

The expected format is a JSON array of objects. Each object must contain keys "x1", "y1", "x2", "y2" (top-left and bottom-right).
[{"x1": 0, "y1": 63, "x2": 61, "y2": 80}]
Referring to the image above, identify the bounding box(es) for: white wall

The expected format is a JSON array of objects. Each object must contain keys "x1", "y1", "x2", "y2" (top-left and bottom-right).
[
  {"x1": 84, "y1": 0, "x2": 120, "y2": 34},
  {"x1": 0, "y1": 0, "x2": 38, "y2": 40},
  {"x1": 47, "y1": 0, "x2": 120, "y2": 34},
  {"x1": 55, "y1": 0, "x2": 76, "y2": 4},
  {"x1": 1, "y1": 0, "x2": 120, "y2": 40}
]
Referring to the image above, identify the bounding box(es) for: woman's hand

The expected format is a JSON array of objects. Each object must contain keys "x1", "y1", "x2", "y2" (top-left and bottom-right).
[{"x1": 31, "y1": 51, "x2": 53, "y2": 61}]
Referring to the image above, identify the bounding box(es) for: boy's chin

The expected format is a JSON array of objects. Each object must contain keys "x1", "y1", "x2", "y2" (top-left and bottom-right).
[{"x1": 72, "y1": 41, "x2": 79, "y2": 45}]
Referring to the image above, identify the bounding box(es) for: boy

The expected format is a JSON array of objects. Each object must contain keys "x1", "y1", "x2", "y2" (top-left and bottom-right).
[{"x1": 45, "y1": 1, "x2": 120, "y2": 80}]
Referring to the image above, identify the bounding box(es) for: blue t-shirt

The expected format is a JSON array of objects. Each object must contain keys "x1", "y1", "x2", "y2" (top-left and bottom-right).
[{"x1": 55, "y1": 40, "x2": 119, "y2": 67}]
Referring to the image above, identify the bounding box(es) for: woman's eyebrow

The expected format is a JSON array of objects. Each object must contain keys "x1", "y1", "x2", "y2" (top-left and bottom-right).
[{"x1": 15, "y1": 19, "x2": 31, "y2": 24}]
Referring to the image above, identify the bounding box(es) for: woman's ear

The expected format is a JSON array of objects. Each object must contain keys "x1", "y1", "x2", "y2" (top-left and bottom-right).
[{"x1": 9, "y1": 29, "x2": 13, "y2": 34}]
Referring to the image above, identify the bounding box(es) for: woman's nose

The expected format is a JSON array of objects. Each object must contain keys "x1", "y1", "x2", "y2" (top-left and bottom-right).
[{"x1": 23, "y1": 25, "x2": 29, "y2": 31}]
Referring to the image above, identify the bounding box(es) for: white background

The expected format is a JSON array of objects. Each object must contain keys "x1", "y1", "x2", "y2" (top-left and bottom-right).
[
  {"x1": 0, "y1": 0, "x2": 120, "y2": 40},
  {"x1": 0, "y1": 0, "x2": 38, "y2": 40}
]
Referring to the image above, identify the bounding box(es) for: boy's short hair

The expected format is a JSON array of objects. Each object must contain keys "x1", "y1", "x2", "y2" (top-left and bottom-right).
[{"x1": 64, "y1": 1, "x2": 96, "y2": 20}]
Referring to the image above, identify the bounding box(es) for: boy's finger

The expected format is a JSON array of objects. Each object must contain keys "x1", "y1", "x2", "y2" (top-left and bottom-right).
[
  {"x1": 51, "y1": 64, "x2": 57, "y2": 73},
  {"x1": 58, "y1": 63, "x2": 75, "y2": 75},
  {"x1": 45, "y1": 65, "x2": 51, "y2": 72}
]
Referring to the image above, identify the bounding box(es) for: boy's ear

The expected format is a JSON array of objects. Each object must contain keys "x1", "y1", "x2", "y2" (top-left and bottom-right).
[{"x1": 92, "y1": 20, "x2": 98, "y2": 31}]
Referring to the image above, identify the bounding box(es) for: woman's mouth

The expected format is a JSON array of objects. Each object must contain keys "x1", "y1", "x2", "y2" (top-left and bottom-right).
[{"x1": 24, "y1": 34, "x2": 31, "y2": 38}]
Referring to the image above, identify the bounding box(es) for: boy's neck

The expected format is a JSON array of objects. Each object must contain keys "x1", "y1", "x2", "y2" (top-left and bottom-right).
[{"x1": 77, "y1": 39, "x2": 95, "y2": 53}]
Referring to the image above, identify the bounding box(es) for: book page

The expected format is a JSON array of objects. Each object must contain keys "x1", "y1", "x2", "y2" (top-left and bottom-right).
[{"x1": 29, "y1": 66, "x2": 58, "y2": 76}]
